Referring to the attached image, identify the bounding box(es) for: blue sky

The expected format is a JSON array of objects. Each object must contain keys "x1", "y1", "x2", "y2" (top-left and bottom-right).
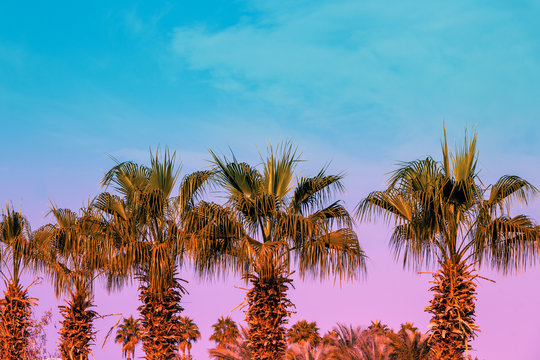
[{"x1": 1, "y1": 1, "x2": 540, "y2": 359}]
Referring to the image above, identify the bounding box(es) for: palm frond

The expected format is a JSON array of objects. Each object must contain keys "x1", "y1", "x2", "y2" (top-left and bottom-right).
[
  {"x1": 486, "y1": 175, "x2": 539, "y2": 209},
  {"x1": 148, "y1": 147, "x2": 181, "y2": 198},
  {"x1": 178, "y1": 170, "x2": 214, "y2": 214},
  {"x1": 290, "y1": 170, "x2": 344, "y2": 215},
  {"x1": 297, "y1": 228, "x2": 366, "y2": 281},
  {"x1": 261, "y1": 141, "x2": 301, "y2": 198},
  {"x1": 473, "y1": 214, "x2": 539, "y2": 272},
  {"x1": 356, "y1": 190, "x2": 414, "y2": 224},
  {"x1": 210, "y1": 149, "x2": 262, "y2": 197}
]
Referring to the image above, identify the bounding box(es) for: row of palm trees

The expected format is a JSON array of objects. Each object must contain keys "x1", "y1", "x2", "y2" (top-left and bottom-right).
[
  {"x1": 115, "y1": 314, "x2": 436, "y2": 360},
  {"x1": 208, "y1": 317, "x2": 435, "y2": 360},
  {"x1": 0, "y1": 128, "x2": 538, "y2": 360},
  {"x1": 115, "y1": 315, "x2": 200, "y2": 360}
]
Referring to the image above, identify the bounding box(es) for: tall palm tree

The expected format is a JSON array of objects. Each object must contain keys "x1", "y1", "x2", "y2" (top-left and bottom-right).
[
  {"x1": 178, "y1": 316, "x2": 200, "y2": 360},
  {"x1": 287, "y1": 320, "x2": 321, "y2": 347},
  {"x1": 33, "y1": 206, "x2": 103, "y2": 360},
  {"x1": 115, "y1": 316, "x2": 142, "y2": 360},
  {"x1": 94, "y1": 150, "x2": 212, "y2": 360},
  {"x1": 0, "y1": 207, "x2": 35, "y2": 360},
  {"x1": 197, "y1": 142, "x2": 367, "y2": 360},
  {"x1": 357, "y1": 128, "x2": 539, "y2": 359},
  {"x1": 210, "y1": 316, "x2": 240, "y2": 348}
]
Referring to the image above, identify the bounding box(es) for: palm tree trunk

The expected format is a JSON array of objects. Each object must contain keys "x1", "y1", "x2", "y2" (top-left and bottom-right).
[
  {"x1": 0, "y1": 279, "x2": 34, "y2": 360},
  {"x1": 138, "y1": 276, "x2": 184, "y2": 360},
  {"x1": 246, "y1": 272, "x2": 293, "y2": 360},
  {"x1": 58, "y1": 288, "x2": 97, "y2": 360},
  {"x1": 426, "y1": 259, "x2": 479, "y2": 360}
]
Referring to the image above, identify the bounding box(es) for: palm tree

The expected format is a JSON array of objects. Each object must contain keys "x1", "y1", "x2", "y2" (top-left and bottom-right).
[
  {"x1": 287, "y1": 320, "x2": 321, "y2": 347},
  {"x1": 209, "y1": 326, "x2": 251, "y2": 360},
  {"x1": 0, "y1": 207, "x2": 35, "y2": 360},
  {"x1": 388, "y1": 323, "x2": 430, "y2": 360},
  {"x1": 210, "y1": 316, "x2": 240, "y2": 348},
  {"x1": 322, "y1": 330, "x2": 338, "y2": 347},
  {"x1": 367, "y1": 320, "x2": 390, "y2": 336},
  {"x1": 94, "y1": 150, "x2": 213, "y2": 360},
  {"x1": 33, "y1": 207, "x2": 103, "y2": 360},
  {"x1": 177, "y1": 316, "x2": 200, "y2": 360},
  {"x1": 115, "y1": 316, "x2": 142, "y2": 360},
  {"x1": 326, "y1": 324, "x2": 390, "y2": 360},
  {"x1": 357, "y1": 128, "x2": 539, "y2": 359},
  {"x1": 198, "y1": 142, "x2": 366, "y2": 359},
  {"x1": 286, "y1": 342, "x2": 331, "y2": 360}
]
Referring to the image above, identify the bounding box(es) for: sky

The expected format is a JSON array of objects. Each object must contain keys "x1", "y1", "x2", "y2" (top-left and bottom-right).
[{"x1": 1, "y1": 0, "x2": 540, "y2": 359}]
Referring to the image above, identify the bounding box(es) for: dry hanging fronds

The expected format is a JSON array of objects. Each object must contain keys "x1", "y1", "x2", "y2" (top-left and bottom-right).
[
  {"x1": 245, "y1": 272, "x2": 294, "y2": 360},
  {"x1": 138, "y1": 278, "x2": 184, "y2": 360},
  {"x1": 58, "y1": 290, "x2": 97, "y2": 360},
  {"x1": 426, "y1": 260, "x2": 479, "y2": 360},
  {"x1": 0, "y1": 280, "x2": 35, "y2": 360}
]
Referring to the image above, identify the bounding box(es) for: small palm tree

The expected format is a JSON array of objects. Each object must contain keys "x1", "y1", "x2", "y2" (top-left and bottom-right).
[
  {"x1": 322, "y1": 330, "x2": 338, "y2": 347},
  {"x1": 367, "y1": 320, "x2": 390, "y2": 336},
  {"x1": 178, "y1": 316, "x2": 200, "y2": 360},
  {"x1": 287, "y1": 320, "x2": 321, "y2": 347},
  {"x1": 115, "y1": 316, "x2": 142, "y2": 360},
  {"x1": 209, "y1": 326, "x2": 251, "y2": 360},
  {"x1": 196, "y1": 142, "x2": 367, "y2": 359},
  {"x1": 286, "y1": 342, "x2": 331, "y2": 360},
  {"x1": 357, "y1": 128, "x2": 539, "y2": 359},
  {"x1": 388, "y1": 323, "x2": 430, "y2": 360},
  {"x1": 209, "y1": 316, "x2": 239, "y2": 348},
  {"x1": 0, "y1": 207, "x2": 35, "y2": 360},
  {"x1": 326, "y1": 323, "x2": 392, "y2": 360}
]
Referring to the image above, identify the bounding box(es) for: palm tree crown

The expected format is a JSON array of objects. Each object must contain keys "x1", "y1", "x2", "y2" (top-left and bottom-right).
[
  {"x1": 287, "y1": 320, "x2": 321, "y2": 347},
  {"x1": 210, "y1": 316, "x2": 240, "y2": 348},
  {"x1": 205, "y1": 142, "x2": 366, "y2": 280},
  {"x1": 0, "y1": 207, "x2": 35, "y2": 360},
  {"x1": 0, "y1": 207, "x2": 33, "y2": 282}
]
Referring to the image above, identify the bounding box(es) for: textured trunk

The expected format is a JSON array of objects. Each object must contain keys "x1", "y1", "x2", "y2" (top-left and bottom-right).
[
  {"x1": 139, "y1": 277, "x2": 184, "y2": 360},
  {"x1": 0, "y1": 279, "x2": 34, "y2": 360},
  {"x1": 246, "y1": 272, "x2": 293, "y2": 360},
  {"x1": 58, "y1": 289, "x2": 97, "y2": 360},
  {"x1": 426, "y1": 259, "x2": 478, "y2": 360}
]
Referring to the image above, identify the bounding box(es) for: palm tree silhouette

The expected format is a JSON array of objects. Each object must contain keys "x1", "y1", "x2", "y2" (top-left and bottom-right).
[
  {"x1": 198, "y1": 142, "x2": 366, "y2": 359},
  {"x1": 357, "y1": 128, "x2": 539, "y2": 359},
  {"x1": 115, "y1": 316, "x2": 142, "y2": 360}
]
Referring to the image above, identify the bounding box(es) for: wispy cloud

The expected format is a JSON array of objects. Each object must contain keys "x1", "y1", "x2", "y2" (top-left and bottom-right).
[
  {"x1": 123, "y1": 4, "x2": 173, "y2": 38},
  {"x1": 171, "y1": 0, "x2": 540, "y2": 124}
]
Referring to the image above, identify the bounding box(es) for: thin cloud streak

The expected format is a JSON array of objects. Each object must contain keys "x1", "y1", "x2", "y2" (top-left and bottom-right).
[{"x1": 171, "y1": 0, "x2": 540, "y2": 122}]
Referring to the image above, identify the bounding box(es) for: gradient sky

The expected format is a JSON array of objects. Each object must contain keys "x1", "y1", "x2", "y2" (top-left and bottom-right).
[{"x1": 1, "y1": 1, "x2": 540, "y2": 359}]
